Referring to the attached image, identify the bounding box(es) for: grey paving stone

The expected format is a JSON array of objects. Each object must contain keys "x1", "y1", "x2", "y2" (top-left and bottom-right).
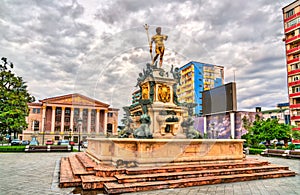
[{"x1": 0, "y1": 153, "x2": 299, "y2": 195}]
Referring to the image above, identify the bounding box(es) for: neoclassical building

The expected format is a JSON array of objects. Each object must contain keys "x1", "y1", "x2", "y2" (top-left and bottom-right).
[{"x1": 21, "y1": 93, "x2": 119, "y2": 144}]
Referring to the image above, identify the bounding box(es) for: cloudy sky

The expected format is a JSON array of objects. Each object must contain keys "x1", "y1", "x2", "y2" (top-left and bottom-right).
[{"x1": 0, "y1": 0, "x2": 295, "y2": 115}]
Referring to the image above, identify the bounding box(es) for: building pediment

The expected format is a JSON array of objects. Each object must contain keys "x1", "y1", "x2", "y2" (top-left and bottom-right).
[{"x1": 40, "y1": 93, "x2": 109, "y2": 108}]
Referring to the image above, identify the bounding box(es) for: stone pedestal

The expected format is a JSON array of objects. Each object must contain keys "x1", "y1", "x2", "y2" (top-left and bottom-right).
[{"x1": 86, "y1": 138, "x2": 244, "y2": 167}]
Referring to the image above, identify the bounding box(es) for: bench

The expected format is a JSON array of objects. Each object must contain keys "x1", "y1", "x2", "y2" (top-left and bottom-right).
[
  {"x1": 261, "y1": 149, "x2": 288, "y2": 157},
  {"x1": 287, "y1": 150, "x2": 300, "y2": 159},
  {"x1": 25, "y1": 145, "x2": 71, "y2": 152},
  {"x1": 50, "y1": 145, "x2": 71, "y2": 152}
]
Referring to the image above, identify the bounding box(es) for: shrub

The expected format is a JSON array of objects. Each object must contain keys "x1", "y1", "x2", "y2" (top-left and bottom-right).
[
  {"x1": 288, "y1": 144, "x2": 295, "y2": 150},
  {"x1": 258, "y1": 144, "x2": 267, "y2": 149},
  {"x1": 249, "y1": 148, "x2": 264, "y2": 155},
  {"x1": 0, "y1": 146, "x2": 26, "y2": 152}
]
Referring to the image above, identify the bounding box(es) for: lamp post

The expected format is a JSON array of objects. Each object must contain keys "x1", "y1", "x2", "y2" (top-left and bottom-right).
[{"x1": 77, "y1": 118, "x2": 82, "y2": 152}]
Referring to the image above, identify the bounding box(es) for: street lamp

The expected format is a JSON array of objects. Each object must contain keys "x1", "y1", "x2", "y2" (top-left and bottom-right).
[{"x1": 77, "y1": 118, "x2": 83, "y2": 152}]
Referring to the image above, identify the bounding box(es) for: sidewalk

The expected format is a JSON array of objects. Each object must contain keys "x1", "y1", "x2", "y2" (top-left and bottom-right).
[{"x1": 0, "y1": 153, "x2": 299, "y2": 195}]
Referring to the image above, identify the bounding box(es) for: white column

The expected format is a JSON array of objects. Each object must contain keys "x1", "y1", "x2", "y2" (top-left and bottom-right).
[
  {"x1": 60, "y1": 107, "x2": 65, "y2": 132},
  {"x1": 96, "y1": 109, "x2": 100, "y2": 133},
  {"x1": 203, "y1": 116, "x2": 207, "y2": 134},
  {"x1": 87, "y1": 108, "x2": 91, "y2": 134},
  {"x1": 104, "y1": 110, "x2": 108, "y2": 134},
  {"x1": 230, "y1": 112, "x2": 235, "y2": 139},
  {"x1": 79, "y1": 108, "x2": 83, "y2": 132},
  {"x1": 41, "y1": 105, "x2": 46, "y2": 132},
  {"x1": 70, "y1": 107, "x2": 74, "y2": 131},
  {"x1": 51, "y1": 106, "x2": 56, "y2": 132}
]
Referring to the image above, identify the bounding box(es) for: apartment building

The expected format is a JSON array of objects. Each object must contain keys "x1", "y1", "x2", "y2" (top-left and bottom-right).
[{"x1": 177, "y1": 61, "x2": 224, "y2": 116}]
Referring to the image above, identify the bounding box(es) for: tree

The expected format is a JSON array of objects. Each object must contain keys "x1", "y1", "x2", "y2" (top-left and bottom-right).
[
  {"x1": 242, "y1": 117, "x2": 292, "y2": 147},
  {"x1": 0, "y1": 57, "x2": 35, "y2": 139}
]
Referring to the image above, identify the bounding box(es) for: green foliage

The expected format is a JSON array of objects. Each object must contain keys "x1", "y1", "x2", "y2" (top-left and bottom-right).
[
  {"x1": 292, "y1": 130, "x2": 300, "y2": 140},
  {"x1": 242, "y1": 117, "x2": 292, "y2": 147},
  {"x1": 249, "y1": 148, "x2": 264, "y2": 155},
  {"x1": 0, "y1": 145, "x2": 25, "y2": 152},
  {"x1": 288, "y1": 143, "x2": 295, "y2": 150},
  {"x1": 0, "y1": 57, "x2": 35, "y2": 138},
  {"x1": 258, "y1": 144, "x2": 267, "y2": 149}
]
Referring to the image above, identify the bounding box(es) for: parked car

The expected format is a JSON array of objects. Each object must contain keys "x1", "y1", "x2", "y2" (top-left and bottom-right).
[
  {"x1": 45, "y1": 140, "x2": 54, "y2": 145},
  {"x1": 60, "y1": 140, "x2": 69, "y2": 146},
  {"x1": 21, "y1": 140, "x2": 30, "y2": 145},
  {"x1": 69, "y1": 141, "x2": 75, "y2": 146},
  {"x1": 82, "y1": 141, "x2": 88, "y2": 148},
  {"x1": 11, "y1": 139, "x2": 21, "y2": 146}
]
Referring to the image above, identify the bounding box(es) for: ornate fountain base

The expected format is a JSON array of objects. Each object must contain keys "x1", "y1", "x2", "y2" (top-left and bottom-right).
[{"x1": 86, "y1": 138, "x2": 244, "y2": 167}]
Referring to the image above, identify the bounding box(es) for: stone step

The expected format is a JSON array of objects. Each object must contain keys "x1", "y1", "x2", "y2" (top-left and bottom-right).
[
  {"x1": 81, "y1": 175, "x2": 117, "y2": 190},
  {"x1": 104, "y1": 170, "x2": 296, "y2": 194},
  {"x1": 115, "y1": 164, "x2": 289, "y2": 183},
  {"x1": 125, "y1": 159, "x2": 270, "y2": 175},
  {"x1": 75, "y1": 153, "x2": 97, "y2": 171},
  {"x1": 94, "y1": 164, "x2": 126, "y2": 177},
  {"x1": 59, "y1": 157, "x2": 81, "y2": 188},
  {"x1": 69, "y1": 155, "x2": 95, "y2": 178}
]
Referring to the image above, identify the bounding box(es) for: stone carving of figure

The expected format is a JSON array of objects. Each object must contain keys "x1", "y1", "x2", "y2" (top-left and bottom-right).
[
  {"x1": 181, "y1": 103, "x2": 202, "y2": 139},
  {"x1": 171, "y1": 64, "x2": 181, "y2": 85},
  {"x1": 150, "y1": 27, "x2": 168, "y2": 68},
  {"x1": 133, "y1": 114, "x2": 153, "y2": 139},
  {"x1": 136, "y1": 73, "x2": 145, "y2": 87},
  {"x1": 143, "y1": 63, "x2": 154, "y2": 79}
]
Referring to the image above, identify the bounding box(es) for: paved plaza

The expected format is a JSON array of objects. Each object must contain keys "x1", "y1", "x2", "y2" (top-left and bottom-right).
[{"x1": 0, "y1": 152, "x2": 299, "y2": 195}]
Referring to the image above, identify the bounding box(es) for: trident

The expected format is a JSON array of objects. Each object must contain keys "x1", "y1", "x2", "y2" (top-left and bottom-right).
[{"x1": 143, "y1": 24, "x2": 153, "y2": 62}]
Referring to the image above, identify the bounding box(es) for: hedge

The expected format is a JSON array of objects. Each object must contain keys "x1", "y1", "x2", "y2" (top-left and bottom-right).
[
  {"x1": 0, "y1": 146, "x2": 26, "y2": 152},
  {"x1": 249, "y1": 148, "x2": 264, "y2": 155}
]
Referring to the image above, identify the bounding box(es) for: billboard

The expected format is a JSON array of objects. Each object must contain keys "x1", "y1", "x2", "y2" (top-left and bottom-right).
[{"x1": 202, "y1": 82, "x2": 237, "y2": 115}]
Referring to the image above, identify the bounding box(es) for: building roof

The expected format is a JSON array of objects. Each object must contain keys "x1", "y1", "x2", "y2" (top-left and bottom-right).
[
  {"x1": 39, "y1": 93, "x2": 110, "y2": 108},
  {"x1": 180, "y1": 61, "x2": 224, "y2": 70}
]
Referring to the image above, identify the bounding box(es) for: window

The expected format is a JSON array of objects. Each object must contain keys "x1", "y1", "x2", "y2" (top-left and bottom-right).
[
  {"x1": 294, "y1": 86, "x2": 300, "y2": 93},
  {"x1": 33, "y1": 120, "x2": 39, "y2": 131},
  {"x1": 65, "y1": 108, "x2": 71, "y2": 115},
  {"x1": 83, "y1": 109, "x2": 88, "y2": 116},
  {"x1": 32, "y1": 108, "x2": 41, "y2": 114},
  {"x1": 291, "y1": 63, "x2": 300, "y2": 70},
  {"x1": 107, "y1": 113, "x2": 113, "y2": 117},
  {"x1": 294, "y1": 76, "x2": 300, "y2": 81},
  {"x1": 286, "y1": 9, "x2": 294, "y2": 18},
  {"x1": 287, "y1": 18, "x2": 298, "y2": 28},
  {"x1": 74, "y1": 108, "x2": 79, "y2": 115},
  {"x1": 293, "y1": 54, "x2": 299, "y2": 59},
  {"x1": 56, "y1": 108, "x2": 62, "y2": 115}
]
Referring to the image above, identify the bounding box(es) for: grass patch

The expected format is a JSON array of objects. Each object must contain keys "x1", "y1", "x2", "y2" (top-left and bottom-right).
[{"x1": 0, "y1": 146, "x2": 26, "y2": 152}]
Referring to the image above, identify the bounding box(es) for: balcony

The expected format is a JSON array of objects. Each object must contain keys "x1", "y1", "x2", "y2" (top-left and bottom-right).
[
  {"x1": 286, "y1": 34, "x2": 300, "y2": 44},
  {"x1": 290, "y1": 91, "x2": 300, "y2": 98},
  {"x1": 288, "y1": 80, "x2": 300, "y2": 87},
  {"x1": 285, "y1": 23, "x2": 300, "y2": 34},
  {"x1": 291, "y1": 115, "x2": 300, "y2": 120},
  {"x1": 286, "y1": 46, "x2": 300, "y2": 55},
  {"x1": 284, "y1": 12, "x2": 300, "y2": 23},
  {"x1": 287, "y1": 57, "x2": 300, "y2": 65},
  {"x1": 290, "y1": 103, "x2": 300, "y2": 109},
  {"x1": 288, "y1": 68, "x2": 300, "y2": 76}
]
